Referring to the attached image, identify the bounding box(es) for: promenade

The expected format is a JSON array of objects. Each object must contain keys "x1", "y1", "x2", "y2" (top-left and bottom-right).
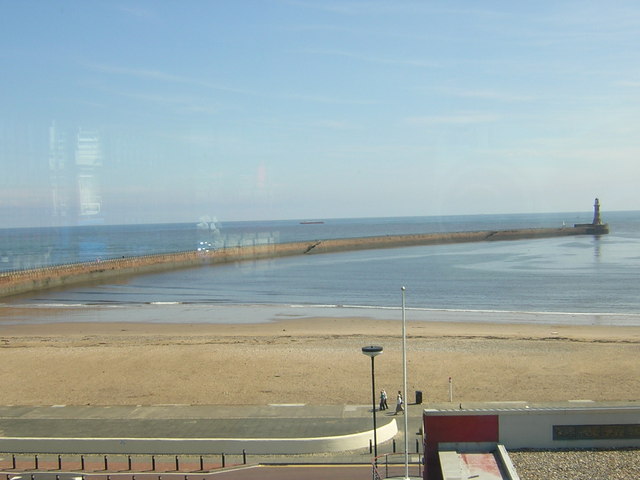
[
  {"x1": 0, "y1": 403, "x2": 424, "y2": 465},
  {"x1": 1, "y1": 403, "x2": 637, "y2": 479}
]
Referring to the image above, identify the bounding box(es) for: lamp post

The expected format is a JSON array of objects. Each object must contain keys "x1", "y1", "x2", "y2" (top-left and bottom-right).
[
  {"x1": 401, "y1": 286, "x2": 409, "y2": 480},
  {"x1": 362, "y1": 345, "x2": 383, "y2": 457}
]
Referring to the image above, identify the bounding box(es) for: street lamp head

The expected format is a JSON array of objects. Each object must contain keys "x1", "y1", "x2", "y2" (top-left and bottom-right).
[{"x1": 362, "y1": 345, "x2": 383, "y2": 358}]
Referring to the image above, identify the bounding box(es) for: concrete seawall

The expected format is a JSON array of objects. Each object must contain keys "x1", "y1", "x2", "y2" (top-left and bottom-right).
[{"x1": 0, "y1": 225, "x2": 598, "y2": 299}]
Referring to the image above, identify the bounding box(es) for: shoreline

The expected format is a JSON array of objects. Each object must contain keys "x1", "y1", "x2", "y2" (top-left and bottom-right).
[
  {"x1": 2, "y1": 315, "x2": 639, "y2": 341},
  {"x1": 2, "y1": 303, "x2": 640, "y2": 327}
]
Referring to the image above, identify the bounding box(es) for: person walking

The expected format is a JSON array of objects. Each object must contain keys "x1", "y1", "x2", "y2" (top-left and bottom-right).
[
  {"x1": 395, "y1": 391, "x2": 404, "y2": 415},
  {"x1": 380, "y1": 389, "x2": 388, "y2": 410}
]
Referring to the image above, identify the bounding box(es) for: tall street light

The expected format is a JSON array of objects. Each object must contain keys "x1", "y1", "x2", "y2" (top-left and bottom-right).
[
  {"x1": 401, "y1": 286, "x2": 409, "y2": 480},
  {"x1": 362, "y1": 345, "x2": 383, "y2": 457}
]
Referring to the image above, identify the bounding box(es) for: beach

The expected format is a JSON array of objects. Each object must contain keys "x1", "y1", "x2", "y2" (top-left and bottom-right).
[{"x1": 0, "y1": 311, "x2": 638, "y2": 406}]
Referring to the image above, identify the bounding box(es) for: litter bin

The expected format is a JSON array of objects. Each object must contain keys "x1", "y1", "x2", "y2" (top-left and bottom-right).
[{"x1": 415, "y1": 390, "x2": 423, "y2": 404}]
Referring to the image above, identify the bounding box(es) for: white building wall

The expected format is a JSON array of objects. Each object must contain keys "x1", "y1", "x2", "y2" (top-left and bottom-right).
[{"x1": 498, "y1": 407, "x2": 640, "y2": 449}]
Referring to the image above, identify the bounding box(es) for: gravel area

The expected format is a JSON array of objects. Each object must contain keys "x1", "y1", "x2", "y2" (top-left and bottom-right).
[{"x1": 509, "y1": 449, "x2": 640, "y2": 480}]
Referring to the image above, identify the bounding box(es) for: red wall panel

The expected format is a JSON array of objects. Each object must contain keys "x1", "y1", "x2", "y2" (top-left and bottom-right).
[
  {"x1": 423, "y1": 414, "x2": 499, "y2": 480},
  {"x1": 425, "y1": 415, "x2": 499, "y2": 443}
]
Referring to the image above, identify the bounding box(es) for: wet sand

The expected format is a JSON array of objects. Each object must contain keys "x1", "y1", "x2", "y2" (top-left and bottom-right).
[{"x1": 0, "y1": 311, "x2": 638, "y2": 406}]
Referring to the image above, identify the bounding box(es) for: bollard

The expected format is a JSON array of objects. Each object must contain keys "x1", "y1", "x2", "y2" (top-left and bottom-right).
[
  {"x1": 128, "y1": 455, "x2": 132, "y2": 471},
  {"x1": 104, "y1": 455, "x2": 108, "y2": 471},
  {"x1": 151, "y1": 455, "x2": 156, "y2": 471},
  {"x1": 392, "y1": 439, "x2": 396, "y2": 453},
  {"x1": 369, "y1": 438, "x2": 372, "y2": 454},
  {"x1": 81, "y1": 455, "x2": 85, "y2": 471},
  {"x1": 34, "y1": 455, "x2": 38, "y2": 470},
  {"x1": 242, "y1": 449, "x2": 246, "y2": 465},
  {"x1": 58, "y1": 455, "x2": 62, "y2": 470},
  {"x1": 12, "y1": 454, "x2": 15, "y2": 470},
  {"x1": 175, "y1": 455, "x2": 179, "y2": 471},
  {"x1": 199, "y1": 456, "x2": 204, "y2": 471},
  {"x1": 221, "y1": 454, "x2": 225, "y2": 468},
  {"x1": 416, "y1": 438, "x2": 419, "y2": 453}
]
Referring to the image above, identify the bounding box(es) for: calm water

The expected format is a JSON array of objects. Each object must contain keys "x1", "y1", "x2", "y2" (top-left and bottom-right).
[
  {"x1": 0, "y1": 211, "x2": 605, "y2": 271},
  {"x1": 2, "y1": 210, "x2": 640, "y2": 325}
]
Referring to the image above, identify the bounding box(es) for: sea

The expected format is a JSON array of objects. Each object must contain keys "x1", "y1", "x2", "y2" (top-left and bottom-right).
[{"x1": 2, "y1": 210, "x2": 640, "y2": 326}]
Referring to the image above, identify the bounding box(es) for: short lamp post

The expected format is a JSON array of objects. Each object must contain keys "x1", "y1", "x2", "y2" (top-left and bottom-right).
[{"x1": 362, "y1": 345, "x2": 383, "y2": 457}]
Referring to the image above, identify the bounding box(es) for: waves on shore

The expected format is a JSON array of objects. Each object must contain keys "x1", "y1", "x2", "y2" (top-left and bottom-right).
[{"x1": 2, "y1": 301, "x2": 639, "y2": 327}]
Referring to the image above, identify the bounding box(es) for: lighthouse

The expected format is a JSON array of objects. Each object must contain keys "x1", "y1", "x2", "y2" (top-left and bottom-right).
[
  {"x1": 592, "y1": 198, "x2": 602, "y2": 225},
  {"x1": 574, "y1": 198, "x2": 609, "y2": 234}
]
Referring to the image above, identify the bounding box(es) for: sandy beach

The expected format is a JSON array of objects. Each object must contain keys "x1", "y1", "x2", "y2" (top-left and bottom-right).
[{"x1": 0, "y1": 310, "x2": 638, "y2": 407}]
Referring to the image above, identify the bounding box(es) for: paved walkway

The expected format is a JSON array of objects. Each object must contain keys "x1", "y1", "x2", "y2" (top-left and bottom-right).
[{"x1": 0, "y1": 403, "x2": 425, "y2": 463}]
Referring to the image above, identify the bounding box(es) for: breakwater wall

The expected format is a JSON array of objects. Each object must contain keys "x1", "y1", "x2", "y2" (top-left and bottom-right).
[{"x1": 0, "y1": 225, "x2": 598, "y2": 299}]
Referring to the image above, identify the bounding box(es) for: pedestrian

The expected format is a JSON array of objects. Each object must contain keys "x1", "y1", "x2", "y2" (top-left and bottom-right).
[
  {"x1": 380, "y1": 390, "x2": 388, "y2": 410},
  {"x1": 395, "y1": 391, "x2": 404, "y2": 415}
]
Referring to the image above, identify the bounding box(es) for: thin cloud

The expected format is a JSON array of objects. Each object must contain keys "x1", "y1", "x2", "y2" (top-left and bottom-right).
[
  {"x1": 86, "y1": 62, "x2": 371, "y2": 106},
  {"x1": 300, "y1": 48, "x2": 439, "y2": 68},
  {"x1": 117, "y1": 91, "x2": 219, "y2": 115},
  {"x1": 614, "y1": 80, "x2": 640, "y2": 88},
  {"x1": 406, "y1": 113, "x2": 500, "y2": 126},
  {"x1": 282, "y1": 0, "x2": 392, "y2": 15},
  {"x1": 442, "y1": 88, "x2": 534, "y2": 102},
  {"x1": 114, "y1": 5, "x2": 160, "y2": 22},
  {"x1": 279, "y1": 92, "x2": 376, "y2": 105},
  {"x1": 85, "y1": 63, "x2": 257, "y2": 96},
  {"x1": 312, "y1": 120, "x2": 361, "y2": 130},
  {"x1": 284, "y1": 0, "x2": 505, "y2": 19}
]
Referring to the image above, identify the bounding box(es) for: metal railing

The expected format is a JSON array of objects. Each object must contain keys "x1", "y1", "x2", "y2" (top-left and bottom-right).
[
  {"x1": 0, "y1": 452, "x2": 248, "y2": 478},
  {"x1": 372, "y1": 452, "x2": 422, "y2": 479}
]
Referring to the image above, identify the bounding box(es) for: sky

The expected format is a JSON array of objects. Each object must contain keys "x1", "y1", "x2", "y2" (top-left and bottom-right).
[{"x1": 1, "y1": 0, "x2": 640, "y2": 227}]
